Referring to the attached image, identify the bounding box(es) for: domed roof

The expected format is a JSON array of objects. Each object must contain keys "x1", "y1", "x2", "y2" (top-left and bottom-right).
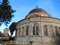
[
  {"x1": 28, "y1": 7, "x2": 46, "y2": 14},
  {"x1": 25, "y1": 7, "x2": 51, "y2": 18}
]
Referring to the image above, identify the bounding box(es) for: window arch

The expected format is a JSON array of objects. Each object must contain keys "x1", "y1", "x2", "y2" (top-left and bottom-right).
[
  {"x1": 59, "y1": 27, "x2": 60, "y2": 32},
  {"x1": 26, "y1": 26, "x2": 29, "y2": 35},
  {"x1": 33, "y1": 25, "x2": 35, "y2": 35},
  {"x1": 55, "y1": 26, "x2": 58, "y2": 35},
  {"x1": 22, "y1": 27, "x2": 24, "y2": 36},
  {"x1": 19, "y1": 28, "x2": 21, "y2": 36},
  {"x1": 36, "y1": 25, "x2": 39, "y2": 35},
  {"x1": 33, "y1": 23, "x2": 39, "y2": 35},
  {"x1": 44, "y1": 25, "x2": 48, "y2": 36},
  {"x1": 59, "y1": 27, "x2": 60, "y2": 34}
]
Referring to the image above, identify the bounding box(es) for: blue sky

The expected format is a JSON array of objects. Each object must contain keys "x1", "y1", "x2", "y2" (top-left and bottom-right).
[{"x1": 0, "y1": 0, "x2": 60, "y2": 33}]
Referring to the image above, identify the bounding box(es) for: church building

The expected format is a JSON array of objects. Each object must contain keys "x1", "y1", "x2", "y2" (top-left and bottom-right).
[{"x1": 15, "y1": 7, "x2": 60, "y2": 45}]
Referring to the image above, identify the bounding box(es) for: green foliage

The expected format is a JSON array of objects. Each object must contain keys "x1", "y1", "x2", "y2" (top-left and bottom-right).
[
  {"x1": 9, "y1": 22, "x2": 16, "y2": 36},
  {"x1": 0, "y1": 31, "x2": 2, "y2": 34},
  {"x1": 0, "y1": 0, "x2": 15, "y2": 26},
  {"x1": 9, "y1": 36, "x2": 15, "y2": 41}
]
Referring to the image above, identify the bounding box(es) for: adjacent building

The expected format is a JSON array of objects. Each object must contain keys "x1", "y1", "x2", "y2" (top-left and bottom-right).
[
  {"x1": 15, "y1": 7, "x2": 60, "y2": 45},
  {"x1": 0, "y1": 28, "x2": 9, "y2": 45}
]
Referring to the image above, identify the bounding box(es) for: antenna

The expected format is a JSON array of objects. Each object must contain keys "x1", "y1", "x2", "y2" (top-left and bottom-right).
[{"x1": 36, "y1": 6, "x2": 39, "y2": 9}]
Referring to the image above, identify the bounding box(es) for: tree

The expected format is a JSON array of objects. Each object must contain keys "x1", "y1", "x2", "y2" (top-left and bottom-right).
[
  {"x1": 9, "y1": 22, "x2": 17, "y2": 36},
  {"x1": 9, "y1": 36, "x2": 15, "y2": 41},
  {"x1": 0, "y1": 0, "x2": 15, "y2": 26},
  {"x1": 0, "y1": 31, "x2": 2, "y2": 34}
]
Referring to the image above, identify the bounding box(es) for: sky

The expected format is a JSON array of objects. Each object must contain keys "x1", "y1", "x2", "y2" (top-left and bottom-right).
[{"x1": 0, "y1": 0, "x2": 60, "y2": 34}]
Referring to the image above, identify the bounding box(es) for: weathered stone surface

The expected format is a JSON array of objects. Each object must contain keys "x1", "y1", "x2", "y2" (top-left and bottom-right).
[{"x1": 15, "y1": 7, "x2": 60, "y2": 45}]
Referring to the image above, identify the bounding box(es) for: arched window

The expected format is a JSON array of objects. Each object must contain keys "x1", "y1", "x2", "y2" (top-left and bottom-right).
[
  {"x1": 33, "y1": 25, "x2": 35, "y2": 35},
  {"x1": 59, "y1": 27, "x2": 60, "y2": 32},
  {"x1": 22, "y1": 27, "x2": 24, "y2": 36},
  {"x1": 33, "y1": 23, "x2": 39, "y2": 35},
  {"x1": 55, "y1": 26, "x2": 58, "y2": 35},
  {"x1": 26, "y1": 26, "x2": 29, "y2": 35},
  {"x1": 44, "y1": 25, "x2": 48, "y2": 36},
  {"x1": 19, "y1": 28, "x2": 21, "y2": 36},
  {"x1": 36, "y1": 26, "x2": 39, "y2": 35},
  {"x1": 59, "y1": 27, "x2": 60, "y2": 34}
]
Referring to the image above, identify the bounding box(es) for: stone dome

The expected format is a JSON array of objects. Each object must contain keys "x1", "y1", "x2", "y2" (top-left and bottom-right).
[
  {"x1": 28, "y1": 7, "x2": 46, "y2": 14},
  {"x1": 25, "y1": 7, "x2": 51, "y2": 18}
]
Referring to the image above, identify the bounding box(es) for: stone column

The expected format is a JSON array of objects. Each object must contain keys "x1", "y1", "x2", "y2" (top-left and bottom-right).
[{"x1": 29, "y1": 23, "x2": 33, "y2": 36}]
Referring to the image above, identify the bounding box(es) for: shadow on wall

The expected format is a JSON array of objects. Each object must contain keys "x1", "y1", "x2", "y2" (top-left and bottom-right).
[{"x1": 54, "y1": 33, "x2": 60, "y2": 45}]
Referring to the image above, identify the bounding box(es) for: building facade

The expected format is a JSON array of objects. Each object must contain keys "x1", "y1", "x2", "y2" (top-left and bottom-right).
[
  {"x1": 0, "y1": 28, "x2": 9, "y2": 45},
  {"x1": 15, "y1": 7, "x2": 60, "y2": 45},
  {"x1": 3, "y1": 28, "x2": 9, "y2": 37}
]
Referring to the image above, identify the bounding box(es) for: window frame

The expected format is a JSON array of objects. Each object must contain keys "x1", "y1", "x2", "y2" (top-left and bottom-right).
[
  {"x1": 26, "y1": 26, "x2": 29, "y2": 35},
  {"x1": 54, "y1": 26, "x2": 59, "y2": 35},
  {"x1": 44, "y1": 25, "x2": 48, "y2": 36},
  {"x1": 33, "y1": 23, "x2": 39, "y2": 35}
]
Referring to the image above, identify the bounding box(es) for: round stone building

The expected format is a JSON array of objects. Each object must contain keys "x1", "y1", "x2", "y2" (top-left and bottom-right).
[{"x1": 15, "y1": 7, "x2": 60, "y2": 45}]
